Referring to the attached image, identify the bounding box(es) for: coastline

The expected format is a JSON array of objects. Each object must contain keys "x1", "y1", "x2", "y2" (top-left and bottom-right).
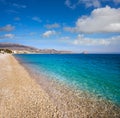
[
  {"x1": 0, "y1": 54, "x2": 120, "y2": 117},
  {"x1": 0, "y1": 54, "x2": 58, "y2": 117}
]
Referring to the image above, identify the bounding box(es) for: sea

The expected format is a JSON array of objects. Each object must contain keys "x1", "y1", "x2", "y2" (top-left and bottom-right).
[{"x1": 14, "y1": 54, "x2": 120, "y2": 105}]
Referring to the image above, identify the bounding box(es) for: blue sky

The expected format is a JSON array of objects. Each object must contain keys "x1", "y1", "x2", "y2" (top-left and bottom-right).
[{"x1": 0, "y1": 0, "x2": 120, "y2": 53}]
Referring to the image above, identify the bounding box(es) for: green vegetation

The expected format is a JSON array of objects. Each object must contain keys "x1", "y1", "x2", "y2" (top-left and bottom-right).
[{"x1": 0, "y1": 49, "x2": 12, "y2": 54}]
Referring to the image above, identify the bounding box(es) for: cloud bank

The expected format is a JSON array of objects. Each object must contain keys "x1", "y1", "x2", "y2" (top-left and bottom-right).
[
  {"x1": 64, "y1": 6, "x2": 120, "y2": 33},
  {"x1": 73, "y1": 34, "x2": 120, "y2": 46}
]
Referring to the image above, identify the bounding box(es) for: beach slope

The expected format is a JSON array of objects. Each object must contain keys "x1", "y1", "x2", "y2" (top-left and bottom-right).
[
  {"x1": 0, "y1": 54, "x2": 57, "y2": 118},
  {"x1": 0, "y1": 54, "x2": 120, "y2": 118}
]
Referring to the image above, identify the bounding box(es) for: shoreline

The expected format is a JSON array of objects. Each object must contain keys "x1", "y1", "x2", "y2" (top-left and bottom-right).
[
  {"x1": 15, "y1": 54, "x2": 120, "y2": 106},
  {"x1": 0, "y1": 54, "x2": 58, "y2": 117},
  {"x1": 0, "y1": 54, "x2": 120, "y2": 117}
]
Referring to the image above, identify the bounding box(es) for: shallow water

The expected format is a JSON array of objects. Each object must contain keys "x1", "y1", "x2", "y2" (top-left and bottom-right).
[{"x1": 15, "y1": 54, "x2": 120, "y2": 105}]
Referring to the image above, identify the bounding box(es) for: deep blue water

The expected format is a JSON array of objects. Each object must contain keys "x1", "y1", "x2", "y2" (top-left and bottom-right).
[{"x1": 15, "y1": 54, "x2": 120, "y2": 104}]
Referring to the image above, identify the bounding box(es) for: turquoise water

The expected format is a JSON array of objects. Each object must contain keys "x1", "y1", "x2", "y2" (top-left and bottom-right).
[{"x1": 15, "y1": 54, "x2": 120, "y2": 104}]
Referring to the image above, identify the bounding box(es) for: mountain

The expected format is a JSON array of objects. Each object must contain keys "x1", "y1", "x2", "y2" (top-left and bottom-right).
[{"x1": 0, "y1": 43, "x2": 72, "y2": 54}]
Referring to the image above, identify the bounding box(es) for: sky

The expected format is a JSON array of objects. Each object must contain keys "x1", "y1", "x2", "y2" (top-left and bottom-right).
[{"x1": 0, "y1": 0, "x2": 120, "y2": 53}]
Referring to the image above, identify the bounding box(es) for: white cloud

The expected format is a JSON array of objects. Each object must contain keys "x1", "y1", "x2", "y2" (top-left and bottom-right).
[
  {"x1": 0, "y1": 33, "x2": 15, "y2": 39},
  {"x1": 45, "y1": 23, "x2": 60, "y2": 29},
  {"x1": 65, "y1": 0, "x2": 77, "y2": 9},
  {"x1": 43, "y1": 30, "x2": 56, "y2": 38},
  {"x1": 32, "y1": 17, "x2": 41, "y2": 23},
  {"x1": 60, "y1": 36, "x2": 70, "y2": 40},
  {"x1": 4, "y1": 34, "x2": 15, "y2": 39},
  {"x1": 0, "y1": 1, "x2": 27, "y2": 7},
  {"x1": 65, "y1": 0, "x2": 120, "y2": 9},
  {"x1": 6, "y1": 9, "x2": 19, "y2": 14},
  {"x1": 13, "y1": 3, "x2": 27, "y2": 8},
  {"x1": 73, "y1": 34, "x2": 120, "y2": 46},
  {"x1": 0, "y1": 24, "x2": 15, "y2": 32},
  {"x1": 65, "y1": 0, "x2": 101, "y2": 9},
  {"x1": 64, "y1": 6, "x2": 120, "y2": 33},
  {"x1": 82, "y1": 0, "x2": 101, "y2": 8}
]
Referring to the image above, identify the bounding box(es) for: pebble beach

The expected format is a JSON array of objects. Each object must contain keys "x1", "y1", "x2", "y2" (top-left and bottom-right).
[{"x1": 0, "y1": 54, "x2": 120, "y2": 118}]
